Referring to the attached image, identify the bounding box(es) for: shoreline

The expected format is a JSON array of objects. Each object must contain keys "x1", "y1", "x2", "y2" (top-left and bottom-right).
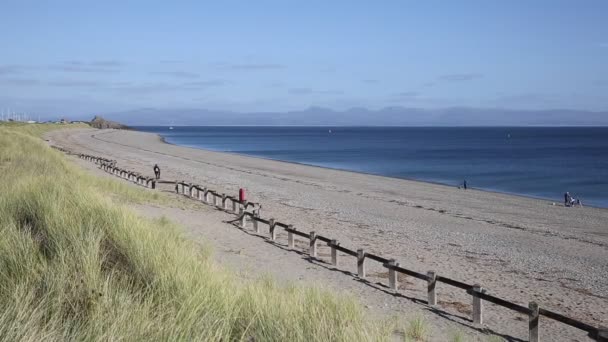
[{"x1": 153, "y1": 131, "x2": 606, "y2": 210}]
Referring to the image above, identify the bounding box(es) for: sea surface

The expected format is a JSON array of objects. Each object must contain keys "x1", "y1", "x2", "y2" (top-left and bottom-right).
[{"x1": 134, "y1": 126, "x2": 608, "y2": 208}]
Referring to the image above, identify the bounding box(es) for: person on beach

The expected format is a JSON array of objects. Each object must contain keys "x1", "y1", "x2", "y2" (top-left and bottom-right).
[
  {"x1": 463, "y1": 180, "x2": 467, "y2": 190},
  {"x1": 154, "y1": 164, "x2": 161, "y2": 180},
  {"x1": 564, "y1": 192, "x2": 570, "y2": 207}
]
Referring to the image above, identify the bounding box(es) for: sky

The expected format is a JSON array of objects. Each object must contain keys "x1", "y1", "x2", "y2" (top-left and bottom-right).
[{"x1": 0, "y1": 0, "x2": 607, "y2": 119}]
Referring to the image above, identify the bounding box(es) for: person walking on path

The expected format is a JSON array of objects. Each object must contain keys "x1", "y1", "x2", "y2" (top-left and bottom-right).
[{"x1": 154, "y1": 164, "x2": 161, "y2": 180}]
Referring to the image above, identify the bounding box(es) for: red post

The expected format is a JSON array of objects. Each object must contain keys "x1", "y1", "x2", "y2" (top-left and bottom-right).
[{"x1": 239, "y1": 188, "x2": 246, "y2": 202}]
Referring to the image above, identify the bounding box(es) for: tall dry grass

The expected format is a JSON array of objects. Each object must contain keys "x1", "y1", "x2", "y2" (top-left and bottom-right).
[{"x1": 0, "y1": 124, "x2": 392, "y2": 341}]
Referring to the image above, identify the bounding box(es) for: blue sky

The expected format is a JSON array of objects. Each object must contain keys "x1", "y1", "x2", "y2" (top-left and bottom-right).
[{"x1": 1, "y1": 0, "x2": 607, "y2": 117}]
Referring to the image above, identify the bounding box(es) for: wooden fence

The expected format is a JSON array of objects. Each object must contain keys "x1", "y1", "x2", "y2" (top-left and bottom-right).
[{"x1": 52, "y1": 146, "x2": 608, "y2": 342}]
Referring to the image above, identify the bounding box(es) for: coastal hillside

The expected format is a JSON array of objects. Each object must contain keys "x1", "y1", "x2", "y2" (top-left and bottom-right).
[
  {"x1": 0, "y1": 124, "x2": 389, "y2": 341},
  {"x1": 89, "y1": 115, "x2": 130, "y2": 129}
]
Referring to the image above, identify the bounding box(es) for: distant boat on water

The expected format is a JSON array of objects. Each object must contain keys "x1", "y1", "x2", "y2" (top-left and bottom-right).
[{"x1": 169, "y1": 126, "x2": 174, "y2": 130}]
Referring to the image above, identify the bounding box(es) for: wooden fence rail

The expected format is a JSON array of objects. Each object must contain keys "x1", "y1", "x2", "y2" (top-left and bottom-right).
[{"x1": 53, "y1": 145, "x2": 607, "y2": 342}]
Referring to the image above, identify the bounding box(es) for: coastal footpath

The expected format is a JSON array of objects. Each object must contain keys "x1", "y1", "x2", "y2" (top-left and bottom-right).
[{"x1": 45, "y1": 127, "x2": 608, "y2": 341}]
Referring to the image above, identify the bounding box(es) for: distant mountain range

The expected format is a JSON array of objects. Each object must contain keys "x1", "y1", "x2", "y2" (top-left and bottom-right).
[{"x1": 101, "y1": 106, "x2": 608, "y2": 126}]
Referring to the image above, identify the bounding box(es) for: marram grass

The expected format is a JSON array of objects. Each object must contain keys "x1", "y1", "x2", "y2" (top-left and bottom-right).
[{"x1": 0, "y1": 125, "x2": 392, "y2": 341}]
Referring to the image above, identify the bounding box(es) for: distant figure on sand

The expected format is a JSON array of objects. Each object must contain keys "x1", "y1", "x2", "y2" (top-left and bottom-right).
[
  {"x1": 564, "y1": 192, "x2": 570, "y2": 207},
  {"x1": 154, "y1": 164, "x2": 161, "y2": 180},
  {"x1": 463, "y1": 180, "x2": 467, "y2": 190}
]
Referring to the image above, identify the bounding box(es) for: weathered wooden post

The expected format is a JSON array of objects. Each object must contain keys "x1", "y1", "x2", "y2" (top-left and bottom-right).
[
  {"x1": 472, "y1": 284, "x2": 483, "y2": 325},
  {"x1": 222, "y1": 194, "x2": 227, "y2": 209},
  {"x1": 151, "y1": 180, "x2": 156, "y2": 189},
  {"x1": 309, "y1": 231, "x2": 317, "y2": 257},
  {"x1": 253, "y1": 212, "x2": 260, "y2": 233},
  {"x1": 529, "y1": 301, "x2": 539, "y2": 342},
  {"x1": 204, "y1": 188, "x2": 210, "y2": 203},
  {"x1": 287, "y1": 225, "x2": 295, "y2": 248},
  {"x1": 387, "y1": 259, "x2": 398, "y2": 290},
  {"x1": 232, "y1": 199, "x2": 238, "y2": 213},
  {"x1": 330, "y1": 239, "x2": 338, "y2": 266},
  {"x1": 269, "y1": 219, "x2": 276, "y2": 240},
  {"x1": 357, "y1": 249, "x2": 366, "y2": 278},
  {"x1": 174, "y1": 181, "x2": 179, "y2": 193},
  {"x1": 198, "y1": 188, "x2": 204, "y2": 201},
  {"x1": 239, "y1": 206, "x2": 247, "y2": 228},
  {"x1": 427, "y1": 271, "x2": 437, "y2": 306},
  {"x1": 598, "y1": 328, "x2": 608, "y2": 342},
  {"x1": 189, "y1": 184, "x2": 194, "y2": 197}
]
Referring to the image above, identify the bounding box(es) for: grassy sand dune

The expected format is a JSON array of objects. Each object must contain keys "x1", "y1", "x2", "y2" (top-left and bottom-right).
[{"x1": 0, "y1": 125, "x2": 391, "y2": 341}]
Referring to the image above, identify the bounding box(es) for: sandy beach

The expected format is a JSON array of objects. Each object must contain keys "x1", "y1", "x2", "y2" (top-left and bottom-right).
[{"x1": 46, "y1": 128, "x2": 608, "y2": 341}]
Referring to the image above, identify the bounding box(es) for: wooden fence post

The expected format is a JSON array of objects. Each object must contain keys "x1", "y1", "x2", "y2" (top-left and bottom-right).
[
  {"x1": 357, "y1": 249, "x2": 366, "y2": 278},
  {"x1": 269, "y1": 219, "x2": 276, "y2": 240},
  {"x1": 529, "y1": 301, "x2": 539, "y2": 342},
  {"x1": 388, "y1": 259, "x2": 398, "y2": 290},
  {"x1": 472, "y1": 284, "x2": 483, "y2": 325},
  {"x1": 222, "y1": 194, "x2": 227, "y2": 209},
  {"x1": 309, "y1": 231, "x2": 317, "y2": 257},
  {"x1": 239, "y1": 207, "x2": 246, "y2": 228},
  {"x1": 232, "y1": 199, "x2": 238, "y2": 213},
  {"x1": 427, "y1": 271, "x2": 437, "y2": 306},
  {"x1": 253, "y1": 212, "x2": 260, "y2": 233},
  {"x1": 330, "y1": 239, "x2": 338, "y2": 266},
  {"x1": 287, "y1": 225, "x2": 295, "y2": 248},
  {"x1": 151, "y1": 180, "x2": 156, "y2": 189},
  {"x1": 189, "y1": 184, "x2": 194, "y2": 197},
  {"x1": 204, "y1": 189, "x2": 210, "y2": 203}
]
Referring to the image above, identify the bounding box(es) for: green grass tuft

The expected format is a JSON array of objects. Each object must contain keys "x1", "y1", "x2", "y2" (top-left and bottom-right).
[{"x1": 406, "y1": 315, "x2": 429, "y2": 341}]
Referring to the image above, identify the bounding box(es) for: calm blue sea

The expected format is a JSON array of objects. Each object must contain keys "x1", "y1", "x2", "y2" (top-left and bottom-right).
[{"x1": 134, "y1": 126, "x2": 608, "y2": 208}]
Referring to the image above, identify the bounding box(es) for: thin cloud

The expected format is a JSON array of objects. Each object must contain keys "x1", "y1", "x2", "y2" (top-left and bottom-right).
[
  {"x1": 394, "y1": 91, "x2": 419, "y2": 98},
  {"x1": 150, "y1": 71, "x2": 200, "y2": 79},
  {"x1": 0, "y1": 65, "x2": 28, "y2": 75},
  {"x1": 317, "y1": 90, "x2": 344, "y2": 95},
  {"x1": 90, "y1": 60, "x2": 124, "y2": 67},
  {"x1": 49, "y1": 61, "x2": 123, "y2": 73},
  {"x1": 267, "y1": 81, "x2": 285, "y2": 88},
  {"x1": 183, "y1": 80, "x2": 227, "y2": 88},
  {"x1": 0, "y1": 78, "x2": 40, "y2": 86},
  {"x1": 438, "y1": 73, "x2": 483, "y2": 82},
  {"x1": 109, "y1": 80, "x2": 227, "y2": 94},
  {"x1": 219, "y1": 63, "x2": 285, "y2": 71},
  {"x1": 288, "y1": 87, "x2": 313, "y2": 95},
  {"x1": 288, "y1": 87, "x2": 343, "y2": 95},
  {"x1": 48, "y1": 80, "x2": 103, "y2": 87}
]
